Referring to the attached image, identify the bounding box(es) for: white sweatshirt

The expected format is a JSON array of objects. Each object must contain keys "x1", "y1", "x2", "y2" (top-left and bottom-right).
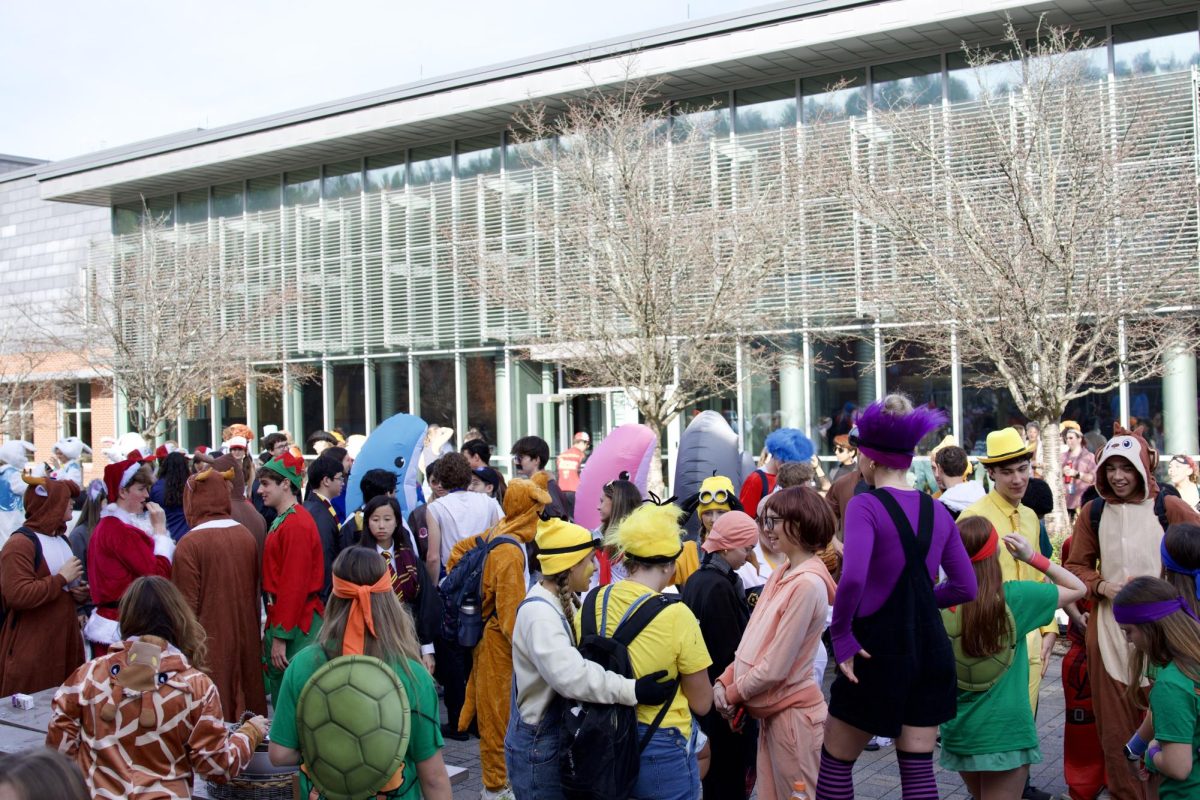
[{"x1": 511, "y1": 583, "x2": 637, "y2": 724}]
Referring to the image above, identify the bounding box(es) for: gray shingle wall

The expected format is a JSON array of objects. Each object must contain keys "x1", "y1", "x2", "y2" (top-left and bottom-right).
[{"x1": 0, "y1": 174, "x2": 110, "y2": 337}]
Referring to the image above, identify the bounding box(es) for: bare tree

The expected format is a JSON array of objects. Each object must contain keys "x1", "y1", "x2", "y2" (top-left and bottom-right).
[
  {"x1": 0, "y1": 323, "x2": 53, "y2": 442},
  {"x1": 41, "y1": 213, "x2": 286, "y2": 441},
  {"x1": 473, "y1": 74, "x2": 792, "y2": 490},
  {"x1": 834, "y1": 21, "x2": 1200, "y2": 529}
]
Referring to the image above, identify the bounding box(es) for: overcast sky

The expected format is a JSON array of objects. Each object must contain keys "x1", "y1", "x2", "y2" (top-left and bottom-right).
[{"x1": 1, "y1": 0, "x2": 771, "y2": 162}]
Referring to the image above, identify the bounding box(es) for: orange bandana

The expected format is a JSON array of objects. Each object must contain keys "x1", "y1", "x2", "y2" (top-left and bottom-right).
[{"x1": 331, "y1": 572, "x2": 393, "y2": 656}]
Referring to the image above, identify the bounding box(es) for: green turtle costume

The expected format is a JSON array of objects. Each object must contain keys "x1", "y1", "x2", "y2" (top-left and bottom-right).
[{"x1": 940, "y1": 604, "x2": 1017, "y2": 692}]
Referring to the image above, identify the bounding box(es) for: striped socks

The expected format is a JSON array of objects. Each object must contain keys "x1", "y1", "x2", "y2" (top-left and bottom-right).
[
  {"x1": 896, "y1": 749, "x2": 938, "y2": 800},
  {"x1": 816, "y1": 746, "x2": 855, "y2": 800}
]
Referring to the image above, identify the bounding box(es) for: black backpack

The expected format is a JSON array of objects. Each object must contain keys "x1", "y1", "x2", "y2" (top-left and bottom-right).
[
  {"x1": 1087, "y1": 483, "x2": 1180, "y2": 535},
  {"x1": 437, "y1": 534, "x2": 522, "y2": 647},
  {"x1": 560, "y1": 585, "x2": 679, "y2": 800},
  {"x1": 0, "y1": 528, "x2": 43, "y2": 629}
]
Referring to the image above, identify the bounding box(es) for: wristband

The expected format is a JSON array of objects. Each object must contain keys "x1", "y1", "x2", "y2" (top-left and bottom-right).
[
  {"x1": 1126, "y1": 732, "x2": 1149, "y2": 757},
  {"x1": 1147, "y1": 744, "x2": 1161, "y2": 765},
  {"x1": 1029, "y1": 553, "x2": 1051, "y2": 573}
]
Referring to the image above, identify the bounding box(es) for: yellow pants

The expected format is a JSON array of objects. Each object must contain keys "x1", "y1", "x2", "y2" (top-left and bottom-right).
[{"x1": 459, "y1": 625, "x2": 512, "y2": 791}]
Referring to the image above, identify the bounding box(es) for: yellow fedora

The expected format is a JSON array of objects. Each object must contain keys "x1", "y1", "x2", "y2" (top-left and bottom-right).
[{"x1": 978, "y1": 428, "x2": 1036, "y2": 465}]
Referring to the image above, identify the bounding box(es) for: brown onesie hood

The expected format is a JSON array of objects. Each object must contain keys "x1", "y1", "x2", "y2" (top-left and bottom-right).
[
  {"x1": 23, "y1": 477, "x2": 81, "y2": 536},
  {"x1": 183, "y1": 467, "x2": 234, "y2": 528},
  {"x1": 1095, "y1": 425, "x2": 1157, "y2": 504}
]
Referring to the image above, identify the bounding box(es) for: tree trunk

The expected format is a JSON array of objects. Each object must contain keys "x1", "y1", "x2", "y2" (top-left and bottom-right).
[
  {"x1": 643, "y1": 418, "x2": 668, "y2": 499},
  {"x1": 1038, "y1": 419, "x2": 1069, "y2": 538}
]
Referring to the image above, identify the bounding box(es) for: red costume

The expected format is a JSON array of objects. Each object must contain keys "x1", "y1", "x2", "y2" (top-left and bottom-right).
[
  {"x1": 1059, "y1": 535, "x2": 1105, "y2": 800},
  {"x1": 86, "y1": 506, "x2": 173, "y2": 648},
  {"x1": 261, "y1": 502, "x2": 325, "y2": 701},
  {"x1": 173, "y1": 466, "x2": 267, "y2": 720},
  {"x1": 0, "y1": 476, "x2": 85, "y2": 695}
]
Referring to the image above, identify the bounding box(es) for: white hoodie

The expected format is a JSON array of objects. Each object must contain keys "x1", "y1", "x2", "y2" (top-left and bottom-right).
[{"x1": 939, "y1": 481, "x2": 986, "y2": 515}]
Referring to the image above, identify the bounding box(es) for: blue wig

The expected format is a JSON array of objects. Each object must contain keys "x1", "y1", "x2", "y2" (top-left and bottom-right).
[{"x1": 765, "y1": 428, "x2": 814, "y2": 464}]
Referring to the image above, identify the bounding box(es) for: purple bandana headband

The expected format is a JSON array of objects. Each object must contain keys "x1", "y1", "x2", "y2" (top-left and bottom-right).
[{"x1": 1113, "y1": 597, "x2": 1200, "y2": 625}]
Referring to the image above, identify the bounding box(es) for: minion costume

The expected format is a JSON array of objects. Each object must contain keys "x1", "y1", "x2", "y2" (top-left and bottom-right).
[
  {"x1": 674, "y1": 475, "x2": 741, "y2": 585},
  {"x1": 446, "y1": 473, "x2": 550, "y2": 796}
]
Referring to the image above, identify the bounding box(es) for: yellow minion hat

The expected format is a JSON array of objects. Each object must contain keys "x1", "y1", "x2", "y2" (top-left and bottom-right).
[
  {"x1": 607, "y1": 502, "x2": 683, "y2": 563},
  {"x1": 696, "y1": 475, "x2": 736, "y2": 516},
  {"x1": 535, "y1": 518, "x2": 598, "y2": 575}
]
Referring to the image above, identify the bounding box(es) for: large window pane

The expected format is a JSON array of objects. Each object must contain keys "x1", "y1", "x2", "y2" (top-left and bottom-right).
[
  {"x1": 409, "y1": 144, "x2": 453, "y2": 187},
  {"x1": 947, "y1": 47, "x2": 1023, "y2": 103},
  {"x1": 418, "y1": 359, "x2": 455, "y2": 428},
  {"x1": 672, "y1": 93, "x2": 731, "y2": 141},
  {"x1": 734, "y1": 81, "x2": 797, "y2": 135},
  {"x1": 247, "y1": 176, "x2": 282, "y2": 212},
  {"x1": 213, "y1": 182, "x2": 244, "y2": 218},
  {"x1": 374, "y1": 360, "x2": 410, "y2": 418},
  {"x1": 284, "y1": 167, "x2": 321, "y2": 207},
  {"x1": 323, "y1": 160, "x2": 363, "y2": 200},
  {"x1": 113, "y1": 204, "x2": 142, "y2": 234},
  {"x1": 178, "y1": 189, "x2": 208, "y2": 225},
  {"x1": 811, "y1": 337, "x2": 865, "y2": 455},
  {"x1": 301, "y1": 379, "x2": 324, "y2": 442},
  {"x1": 802, "y1": 70, "x2": 866, "y2": 122},
  {"x1": 466, "y1": 356, "x2": 497, "y2": 444},
  {"x1": 332, "y1": 363, "x2": 366, "y2": 434},
  {"x1": 1114, "y1": 13, "x2": 1200, "y2": 77},
  {"x1": 366, "y1": 152, "x2": 406, "y2": 192},
  {"x1": 960, "y1": 368, "x2": 1023, "y2": 457},
  {"x1": 144, "y1": 195, "x2": 175, "y2": 226},
  {"x1": 872, "y1": 56, "x2": 943, "y2": 109},
  {"x1": 456, "y1": 135, "x2": 502, "y2": 180},
  {"x1": 255, "y1": 376, "x2": 284, "y2": 435}
]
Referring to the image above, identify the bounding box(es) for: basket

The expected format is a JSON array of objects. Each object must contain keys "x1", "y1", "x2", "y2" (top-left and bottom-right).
[{"x1": 204, "y1": 772, "x2": 295, "y2": 800}]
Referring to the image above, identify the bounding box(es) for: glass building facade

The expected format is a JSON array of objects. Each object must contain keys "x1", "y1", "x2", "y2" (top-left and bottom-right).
[{"x1": 83, "y1": 9, "x2": 1200, "y2": 464}]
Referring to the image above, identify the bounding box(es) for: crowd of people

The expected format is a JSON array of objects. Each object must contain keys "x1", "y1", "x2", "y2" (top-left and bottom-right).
[{"x1": 0, "y1": 403, "x2": 1197, "y2": 800}]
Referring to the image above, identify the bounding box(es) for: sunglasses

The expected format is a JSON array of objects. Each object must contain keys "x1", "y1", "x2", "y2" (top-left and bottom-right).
[
  {"x1": 756, "y1": 514, "x2": 783, "y2": 531},
  {"x1": 834, "y1": 446, "x2": 851, "y2": 453},
  {"x1": 698, "y1": 488, "x2": 731, "y2": 505}
]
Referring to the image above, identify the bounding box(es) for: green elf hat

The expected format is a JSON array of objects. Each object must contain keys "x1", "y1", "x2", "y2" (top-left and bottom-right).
[{"x1": 263, "y1": 450, "x2": 305, "y2": 489}]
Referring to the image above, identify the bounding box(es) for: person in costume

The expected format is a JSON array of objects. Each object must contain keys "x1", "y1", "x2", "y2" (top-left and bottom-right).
[
  {"x1": 683, "y1": 510, "x2": 759, "y2": 799},
  {"x1": 939, "y1": 516, "x2": 1084, "y2": 799},
  {"x1": 356, "y1": 494, "x2": 438, "y2": 672},
  {"x1": 47, "y1": 576, "x2": 268, "y2": 799},
  {"x1": 1061, "y1": 421, "x2": 1097, "y2": 521},
  {"x1": 674, "y1": 474, "x2": 741, "y2": 585},
  {"x1": 1113, "y1": 577, "x2": 1200, "y2": 800},
  {"x1": 258, "y1": 450, "x2": 325, "y2": 704},
  {"x1": 820, "y1": 394, "x2": 976, "y2": 800},
  {"x1": 585, "y1": 501, "x2": 713, "y2": 800},
  {"x1": 0, "y1": 475, "x2": 86, "y2": 695},
  {"x1": 268, "y1": 547, "x2": 453, "y2": 799},
  {"x1": 591, "y1": 475, "x2": 642, "y2": 587},
  {"x1": 959, "y1": 428, "x2": 1059, "y2": 720},
  {"x1": 86, "y1": 453, "x2": 174, "y2": 656},
  {"x1": 829, "y1": 434, "x2": 858, "y2": 484},
  {"x1": 511, "y1": 435, "x2": 569, "y2": 520},
  {"x1": 825, "y1": 425, "x2": 872, "y2": 539},
  {"x1": 1163, "y1": 523, "x2": 1200, "y2": 617},
  {"x1": 51, "y1": 436, "x2": 91, "y2": 488},
  {"x1": 207, "y1": 451, "x2": 267, "y2": 565},
  {"x1": 714, "y1": 490, "x2": 835, "y2": 800},
  {"x1": 0, "y1": 440, "x2": 35, "y2": 547},
  {"x1": 507, "y1": 517, "x2": 674, "y2": 800},
  {"x1": 446, "y1": 474, "x2": 551, "y2": 799},
  {"x1": 1167, "y1": 455, "x2": 1200, "y2": 512},
  {"x1": 173, "y1": 465, "x2": 266, "y2": 720},
  {"x1": 1059, "y1": 533, "x2": 1107, "y2": 800},
  {"x1": 739, "y1": 428, "x2": 813, "y2": 518},
  {"x1": 1065, "y1": 426, "x2": 1200, "y2": 800}
]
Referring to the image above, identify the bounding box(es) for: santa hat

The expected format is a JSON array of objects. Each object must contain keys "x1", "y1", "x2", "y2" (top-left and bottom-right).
[
  {"x1": 154, "y1": 443, "x2": 178, "y2": 460},
  {"x1": 103, "y1": 432, "x2": 149, "y2": 464},
  {"x1": 54, "y1": 436, "x2": 92, "y2": 462},
  {"x1": 104, "y1": 451, "x2": 152, "y2": 500}
]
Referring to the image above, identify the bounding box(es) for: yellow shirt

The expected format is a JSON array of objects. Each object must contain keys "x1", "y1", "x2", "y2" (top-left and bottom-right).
[
  {"x1": 575, "y1": 579, "x2": 712, "y2": 736},
  {"x1": 959, "y1": 490, "x2": 1056, "y2": 635}
]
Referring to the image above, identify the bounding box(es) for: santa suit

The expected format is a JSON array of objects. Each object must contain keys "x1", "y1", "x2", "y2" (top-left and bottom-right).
[
  {"x1": 85, "y1": 504, "x2": 173, "y2": 648},
  {"x1": 1065, "y1": 428, "x2": 1200, "y2": 800},
  {"x1": 173, "y1": 468, "x2": 267, "y2": 720}
]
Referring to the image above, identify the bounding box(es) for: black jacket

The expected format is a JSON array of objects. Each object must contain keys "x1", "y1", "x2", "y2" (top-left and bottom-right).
[
  {"x1": 680, "y1": 553, "x2": 751, "y2": 683},
  {"x1": 302, "y1": 494, "x2": 340, "y2": 602}
]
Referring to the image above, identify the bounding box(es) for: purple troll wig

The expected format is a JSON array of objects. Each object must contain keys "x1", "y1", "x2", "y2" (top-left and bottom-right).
[
  {"x1": 765, "y1": 428, "x2": 815, "y2": 464},
  {"x1": 851, "y1": 401, "x2": 948, "y2": 470}
]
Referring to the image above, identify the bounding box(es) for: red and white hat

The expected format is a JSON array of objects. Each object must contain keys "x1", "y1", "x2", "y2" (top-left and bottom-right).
[{"x1": 103, "y1": 451, "x2": 153, "y2": 500}]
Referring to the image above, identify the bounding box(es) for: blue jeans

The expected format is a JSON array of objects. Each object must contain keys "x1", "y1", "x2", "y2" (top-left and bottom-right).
[
  {"x1": 631, "y1": 724, "x2": 699, "y2": 800},
  {"x1": 504, "y1": 703, "x2": 565, "y2": 800}
]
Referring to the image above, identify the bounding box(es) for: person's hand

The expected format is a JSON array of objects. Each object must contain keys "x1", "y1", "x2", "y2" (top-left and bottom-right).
[
  {"x1": 1002, "y1": 534, "x2": 1034, "y2": 563},
  {"x1": 634, "y1": 670, "x2": 675, "y2": 706},
  {"x1": 271, "y1": 638, "x2": 289, "y2": 671},
  {"x1": 838, "y1": 649, "x2": 871, "y2": 684},
  {"x1": 69, "y1": 582, "x2": 90, "y2": 603},
  {"x1": 146, "y1": 501, "x2": 166, "y2": 530},
  {"x1": 1063, "y1": 465, "x2": 1076, "y2": 478},
  {"x1": 1080, "y1": 611, "x2": 1090, "y2": 627},
  {"x1": 713, "y1": 682, "x2": 732, "y2": 718},
  {"x1": 58, "y1": 557, "x2": 82, "y2": 584},
  {"x1": 421, "y1": 653, "x2": 436, "y2": 674},
  {"x1": 247, "y1": 715, "x2": 270, "y2": 738},
  {"x1": 1040, "y1": 632, "x2": 1057, "y2": 677}
]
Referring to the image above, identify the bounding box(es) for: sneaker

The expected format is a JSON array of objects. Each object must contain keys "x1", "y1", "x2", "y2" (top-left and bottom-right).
[
  {"x1": 875, "y1": 736, "x2": 893, "y2": 747},
  {"x1": 481, "y1": 788, "x2": 515, "y2": 800},
  {"x1": 1021, "y1": 784, "x2": 1053, "y2": 800},
  {"x1": 864, "y1": 736, "x2": 881, "y2": 751}
]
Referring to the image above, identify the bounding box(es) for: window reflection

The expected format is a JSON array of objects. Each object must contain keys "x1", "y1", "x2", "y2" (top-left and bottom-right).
[
  {"x1": 332, "y1": 363, "x2": 366, "y2": 433},
  {"x1": 457, "y1": 136, "x2": 502, "y2": 179},
  {"x1": 410, "y1": 144, "x2": 453, "y2": 186},
  {"x1": 324, "y1": 160, "x2": 363, "y2": 200},
  {"x1": 178, "y1": 190, "x2": 208, "y2": 225},
  {"x1": 735, "y1": 81, "x2": 797, "y2": 135},
  {"x1": 947, "y1": 49, "x2": 1024, "y2": 102},
  {"x1": 1114, "y1": 13, "x2": 1200, "y2": 77},
  {"x1": 672, "y1": 93, "x2": 731, "y2": 141},
  {"x1": 366, "y1": 152, "x2": 406, "y2": 192},
  {"x1": 811, "y1": 337, "x2": 863, "y2": 455},
  {"x1": 247, "y1": 176, "x2": 281, "y2": 213},
  {"x1": 418, "y1": 359, "x2": 456, "y2": 428},
  {"x1": 284, "y1": 168, "x2": 320, "y2": 206},
  {"x1": 872, "y1": 56, "x2": 943, "y2": 109},
  {"x1": 145, "y1": 195, "x2": 175, "y2": 226},
  {"x1": 466, "y1": 356, "x2": 497, "y2": 443},
  {"x1": 375, "y1": 360, "x2": 410, "y2": 418},
  {"x1": 213, "y1": 182, "x2": 243, "y2": 218},
  {"x1": 802, "y1": 71, "x2": 867, "y2": 122}
]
